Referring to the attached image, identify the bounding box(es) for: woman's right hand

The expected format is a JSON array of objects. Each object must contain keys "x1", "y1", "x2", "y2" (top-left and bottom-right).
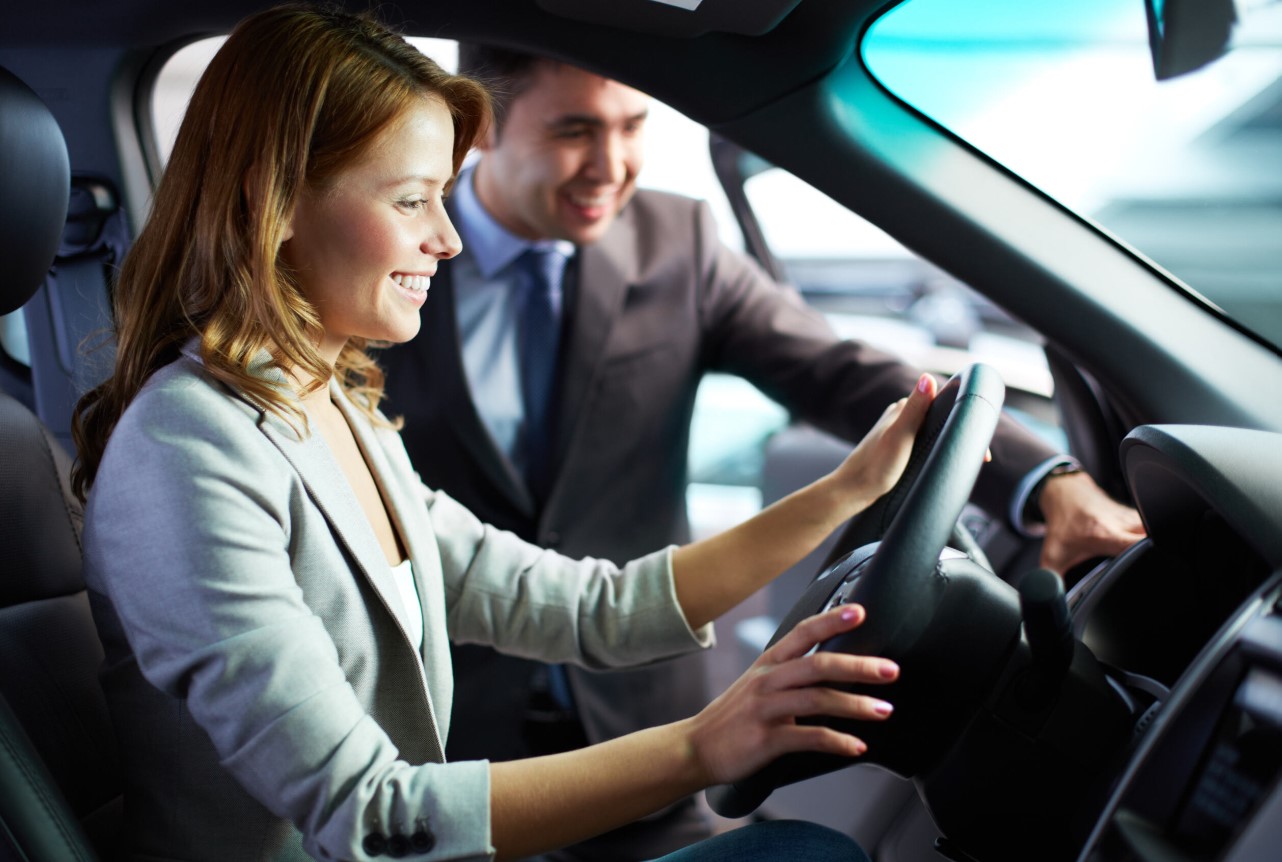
[
  {"x1": 490, "y1": 604, "x2": 897, "y2": 858},
  {"x1": 681, "y1": 603, "x2": 899, "y2": 787}
]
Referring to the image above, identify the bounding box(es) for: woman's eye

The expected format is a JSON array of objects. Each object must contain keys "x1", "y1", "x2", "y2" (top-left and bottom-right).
[{"x1": 398, "y1": 198, "x2": 427, "y2": 211}]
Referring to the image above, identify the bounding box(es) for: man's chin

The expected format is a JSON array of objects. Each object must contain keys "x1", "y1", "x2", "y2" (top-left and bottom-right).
[
  {"x1": 557, "y1": 216, "x2": 618, "y2": 246},
  {"x1": 552, "y1": 196, "x2": 630, "y2": 245}
]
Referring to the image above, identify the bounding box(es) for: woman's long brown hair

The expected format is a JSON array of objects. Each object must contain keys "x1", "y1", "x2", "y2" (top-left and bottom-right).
[{"x1": 71, "y1": 3, "x2": 490, "y2": 500}]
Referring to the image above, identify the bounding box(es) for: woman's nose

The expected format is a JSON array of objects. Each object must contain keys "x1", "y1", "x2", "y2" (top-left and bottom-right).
[{"x1": 426, "y1": 213, "x2": 462, "y2": 260}]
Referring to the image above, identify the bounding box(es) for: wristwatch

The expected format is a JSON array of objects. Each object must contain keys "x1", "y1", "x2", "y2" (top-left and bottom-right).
[{"x1": 1025, "y1": 459, "x2": 1085, "y2": 526}]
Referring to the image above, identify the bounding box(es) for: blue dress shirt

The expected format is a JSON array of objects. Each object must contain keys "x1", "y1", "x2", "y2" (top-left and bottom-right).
[{"x1": 451, "y1": 167, "x2": 575, "y2": 475}]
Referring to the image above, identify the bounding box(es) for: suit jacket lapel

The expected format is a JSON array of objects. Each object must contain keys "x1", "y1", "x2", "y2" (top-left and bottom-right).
[
  {"x1": 329, "y1": 383, "x2": 448, "y2": 751},
  {"x1": 329, "y1": 380, "x2": 432, "y2": 594},
  {"x1": 179, "y1": 345, "x2": 404, "y2": 628},
  {"x1": 254, "y1": 408, "x2": 416, "y2": 634},
  {"x1": 552, "y1": 215, "x2": 633, "y2": 475}
]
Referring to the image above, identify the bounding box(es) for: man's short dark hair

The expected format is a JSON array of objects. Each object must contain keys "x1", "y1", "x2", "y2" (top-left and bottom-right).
[{"x1": 456, "y1": 44, "x2": 550, "y2": 134}]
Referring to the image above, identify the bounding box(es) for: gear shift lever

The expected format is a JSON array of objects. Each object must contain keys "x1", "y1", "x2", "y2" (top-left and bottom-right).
[{"x1": 1018, "y1": 568, "x2": 1074, "y2": 705}]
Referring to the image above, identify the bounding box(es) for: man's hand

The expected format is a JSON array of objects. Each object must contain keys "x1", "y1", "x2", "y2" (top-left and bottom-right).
[{"x1": 1037, "y1": 471, "x2": 1146, "y2": 574}]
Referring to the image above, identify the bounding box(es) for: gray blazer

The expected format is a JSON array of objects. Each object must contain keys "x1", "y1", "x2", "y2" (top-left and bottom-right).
[{"x1": 82, "y1": 345, "x2": 711, "y2": 862}]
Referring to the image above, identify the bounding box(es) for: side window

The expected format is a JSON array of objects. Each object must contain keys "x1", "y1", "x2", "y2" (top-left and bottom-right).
[
  {"x1": 744, "y1": 168, "x2": 1052, "y2": 388},
  {"x1": 742, "y1": 165, "x2": 1064, "y2": 447},
  {"x1": 150, "y1": 38, "x2": 225, "y2": 166},
  {"x1": 150, "y1": 37, "x2": 461, "y2": 165}
]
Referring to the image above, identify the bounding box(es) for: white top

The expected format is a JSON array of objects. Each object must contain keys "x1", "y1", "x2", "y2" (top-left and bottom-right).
[{"x1": 389, "y1": 557, "x2": 424, "y2": 650}]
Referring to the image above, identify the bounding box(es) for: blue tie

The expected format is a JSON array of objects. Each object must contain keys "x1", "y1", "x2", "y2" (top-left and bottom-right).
[
  {"x1": 516, "y1": 246, "x2": 567, "y2": 500},
  {"x1": 516, "y1": 248, "x2": 577, "y2": 716}
]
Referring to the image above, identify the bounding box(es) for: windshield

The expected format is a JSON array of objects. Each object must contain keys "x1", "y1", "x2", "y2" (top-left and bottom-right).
[{"x1": 862, "y1": 0, "x2": 1282, "y2": 352}]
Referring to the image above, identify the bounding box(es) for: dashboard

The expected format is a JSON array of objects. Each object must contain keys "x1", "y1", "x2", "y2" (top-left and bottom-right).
[{"x1": 1073, "y1": 425, "x2": 1282, "y2": 861}]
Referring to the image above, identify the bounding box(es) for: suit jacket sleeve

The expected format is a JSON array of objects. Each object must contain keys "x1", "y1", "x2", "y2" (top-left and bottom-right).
[{"x1": 686, "y1": 198, "x2": 1057, "y2": 519}]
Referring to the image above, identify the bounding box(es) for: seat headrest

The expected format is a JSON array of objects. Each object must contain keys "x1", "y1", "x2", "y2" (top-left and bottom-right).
[{"x1": 0, "y1": 66, "x2": 70, "y2": 316}]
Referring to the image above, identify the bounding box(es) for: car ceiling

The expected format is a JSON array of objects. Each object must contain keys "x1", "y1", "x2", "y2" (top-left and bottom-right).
[
  {"x1": 0, "y1": 0, "x2": 871, "y2": 128},
  {"x1": 7, "y1": 0, "x2": 1282, "y2": 436}
]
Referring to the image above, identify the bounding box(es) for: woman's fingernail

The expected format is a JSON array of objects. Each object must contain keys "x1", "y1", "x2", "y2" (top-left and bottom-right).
[
  {"x1": 873, "y1": 700, "x2": 894, "y2": 717},
  {"x1": 879, "y1": 661, "x2": 899, "y2": 680},
  {"x1": 840, "y1": 606, "x2": 860, "y2": 622},
  {"x1": 917, "y1": 374, "x2": 931, "y2": 393}
]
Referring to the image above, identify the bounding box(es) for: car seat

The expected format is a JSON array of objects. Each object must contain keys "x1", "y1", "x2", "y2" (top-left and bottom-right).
[{"x1": 0, "y1": 64, "x2": 122, "y2": 861}]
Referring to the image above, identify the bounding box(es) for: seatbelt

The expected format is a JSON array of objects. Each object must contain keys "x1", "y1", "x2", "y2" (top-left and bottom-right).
[{"x1": 22, "y1": 174, "x2": 128, "y2": 454}]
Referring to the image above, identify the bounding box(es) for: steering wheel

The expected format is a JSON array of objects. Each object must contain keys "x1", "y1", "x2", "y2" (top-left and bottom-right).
[{"x1": 708, "y1": 363, "x2": 1021, "y2": 817}]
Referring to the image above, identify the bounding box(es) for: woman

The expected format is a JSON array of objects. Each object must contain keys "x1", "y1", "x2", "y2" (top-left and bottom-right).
[{"x1": 73, "y1": 5, "x2": 936, "y2": 860}]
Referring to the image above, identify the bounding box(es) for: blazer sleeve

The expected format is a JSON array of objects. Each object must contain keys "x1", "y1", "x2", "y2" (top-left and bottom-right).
[
  {"x1": 84, "y1": 377, "x2": 492, "y2": 862},
  {"x1": 384, "y1": 435, "x2": 715, "y2": 666},
  {"x1": 686, "y1": 197, "x2": 1057, "y2": 520}
]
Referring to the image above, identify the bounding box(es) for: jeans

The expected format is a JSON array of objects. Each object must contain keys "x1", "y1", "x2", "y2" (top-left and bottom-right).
[{"x1": 648, "y1": 820, "x2": 871, "y2": 862}]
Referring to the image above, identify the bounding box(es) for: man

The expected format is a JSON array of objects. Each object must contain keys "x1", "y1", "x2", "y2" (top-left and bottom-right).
[{"x1": 379, "y1": 45, "x2": 1146, "y2": 860}]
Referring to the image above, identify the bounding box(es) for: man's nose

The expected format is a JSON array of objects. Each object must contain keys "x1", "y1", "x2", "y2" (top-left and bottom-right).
[{"x1": 586, "y1": 132, "x2": 630, "y2": 184}]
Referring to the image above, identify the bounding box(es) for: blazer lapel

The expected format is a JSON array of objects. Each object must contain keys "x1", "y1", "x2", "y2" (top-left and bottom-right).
[
  {"x1": 179, "y1": 344, "x2": 407, "y2": 629},
  {"x1": 329, "y1": 384, "x2": 448, "y2": 749},
  {"x1": 425, "y1": 222, "x2": 537, "y2": 516},
  {"x1": 328, "y1": 381, "x2": 435, "y2": 596},
  {"x1": 254, "y1": 409, "x2": 416, "y2": 633}
]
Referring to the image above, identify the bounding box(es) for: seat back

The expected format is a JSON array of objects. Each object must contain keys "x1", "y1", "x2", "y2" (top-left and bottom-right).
[{"x1": 0, "y1": 63, "x2": 122, "y2": 861}]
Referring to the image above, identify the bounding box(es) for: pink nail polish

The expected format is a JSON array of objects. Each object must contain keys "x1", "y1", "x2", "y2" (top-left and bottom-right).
[
  {"x1": 840, "y1": 606, "x2": 859, "y2": 622},
  {"x1": 879, "y1": 662, "x2": 899, "y2": 680},
  {"x1": 917, "y1": 374, "x2": 931, "y2": 393},
  {"x1": 873, "y1": 701, "x2": 894, "y2": 717}
]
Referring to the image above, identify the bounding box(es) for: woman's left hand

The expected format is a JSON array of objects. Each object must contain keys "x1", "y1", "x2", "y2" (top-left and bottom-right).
[
  {"x1": 669, "y1": 374, "x2": 936, "y2": 630},
  {"x1": 830, "y1": 373, "x2": 937, "y2": 506}
]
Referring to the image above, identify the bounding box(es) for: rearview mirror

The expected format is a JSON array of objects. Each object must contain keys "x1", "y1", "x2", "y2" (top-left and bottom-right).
[{"x1": 1145, "y1": 0, "x2": 1238, "y2": 80}]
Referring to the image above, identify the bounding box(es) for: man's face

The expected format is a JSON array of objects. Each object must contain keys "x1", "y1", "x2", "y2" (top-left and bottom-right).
[{"x1": 473, "y1": 61, "x2": 648, "y2": 245}]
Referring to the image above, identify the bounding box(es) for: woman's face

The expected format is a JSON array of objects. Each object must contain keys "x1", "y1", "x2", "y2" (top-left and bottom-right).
[{"x1": 282, "y1": 96, "x2": 462, "y2": 364}]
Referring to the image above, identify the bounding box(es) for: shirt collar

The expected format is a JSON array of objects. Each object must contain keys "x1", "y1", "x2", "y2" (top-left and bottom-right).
[{"x1": 454, "y1": 164, "x2": 575, "y2": 279}]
